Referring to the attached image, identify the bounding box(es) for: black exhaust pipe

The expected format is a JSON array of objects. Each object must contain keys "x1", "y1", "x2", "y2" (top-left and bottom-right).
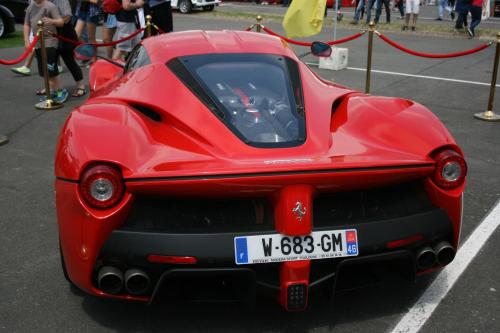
[
  {"x1": 415, "y1": 246, "x2": 436, "y2": 270},
  {"x1": 97, "y1": 266, "x2": 124, "y2": 294},
  {"x1": 434, "y1": 241, "x2": 456, "y2": 265},
  {"x1": 125, "y1": 268, "x2": 151, "y2": 295}
]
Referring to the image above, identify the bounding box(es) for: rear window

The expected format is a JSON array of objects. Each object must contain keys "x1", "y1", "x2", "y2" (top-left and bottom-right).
[{"x1": 167, "y1": 54, "x2": 306, "y2": 148}]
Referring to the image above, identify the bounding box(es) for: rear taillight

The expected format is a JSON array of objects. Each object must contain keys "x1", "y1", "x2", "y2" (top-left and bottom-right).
[
  {"x1": 432, "y1": 149, "x2": 467, "y2": 189},
  {"x1": 79, "y1": 164, "x2": 124, "y2": 209}
]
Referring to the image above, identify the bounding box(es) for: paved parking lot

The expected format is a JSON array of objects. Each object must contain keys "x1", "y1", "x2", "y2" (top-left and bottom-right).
[{"x1": 0, "y1": 12, "x2": 499, "y2": 332}]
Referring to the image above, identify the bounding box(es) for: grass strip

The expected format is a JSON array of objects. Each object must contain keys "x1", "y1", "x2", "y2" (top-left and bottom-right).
[{"x1": 0, "y1": 31, "x2": 24, "y2": 49}]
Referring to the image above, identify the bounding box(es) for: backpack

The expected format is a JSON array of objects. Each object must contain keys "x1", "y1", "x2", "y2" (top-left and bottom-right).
[{"x1": 102, "y1": 0, "x2": 122, "y2": 14}]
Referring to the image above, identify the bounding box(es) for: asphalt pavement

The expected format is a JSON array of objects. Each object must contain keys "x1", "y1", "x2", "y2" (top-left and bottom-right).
[{"x1": 0, "y1": 12, "x2": 499, "y2": 333}]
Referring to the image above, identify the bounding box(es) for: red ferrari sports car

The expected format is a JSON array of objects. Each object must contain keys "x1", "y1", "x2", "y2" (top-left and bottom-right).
[{"x1": 55, "y1": 30, "x2": 466, "y2": 311}]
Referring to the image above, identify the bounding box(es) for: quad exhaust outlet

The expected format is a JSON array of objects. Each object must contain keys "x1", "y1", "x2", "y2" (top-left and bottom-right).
[
  {"x1": 125, "y1": 268, "x2": 151, "y2": 295},
  {"x1": 97, "y1": 266, "x2": 124, "y2": 294},
  {"x1": 434, "y1": 241, "x2": 456, "y2": 265},
  {"x1": 415, "y1": 246, "x2": 436, "y2": 270}
]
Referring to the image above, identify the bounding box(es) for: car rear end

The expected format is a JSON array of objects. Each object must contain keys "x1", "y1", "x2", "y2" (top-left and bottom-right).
[{"x1": 56, "y1": 146, "x2": 466, "y2": 310}]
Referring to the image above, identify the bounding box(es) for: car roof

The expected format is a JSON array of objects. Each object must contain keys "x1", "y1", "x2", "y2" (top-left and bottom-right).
[{"x1": 142, "y1": 30, "x2": 299, "y2": 64}]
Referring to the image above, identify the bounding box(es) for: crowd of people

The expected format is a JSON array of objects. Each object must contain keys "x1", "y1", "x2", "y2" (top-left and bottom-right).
[
  {"x1": 10, "y1": 0, "x2": 173, "y2": 104},
  {"x1": 347, "y1": 0, "x2": 484, "y2": 36}
]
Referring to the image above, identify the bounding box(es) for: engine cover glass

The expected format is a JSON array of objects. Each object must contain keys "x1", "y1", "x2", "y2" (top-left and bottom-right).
[{"x1": 168, "y1": 54, "x2": 306, "y2": 148}]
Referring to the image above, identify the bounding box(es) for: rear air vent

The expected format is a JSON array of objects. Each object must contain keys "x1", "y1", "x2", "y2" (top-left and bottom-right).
[{"x1": 130, "y1": 104, "x2": 162, "y2": 122}]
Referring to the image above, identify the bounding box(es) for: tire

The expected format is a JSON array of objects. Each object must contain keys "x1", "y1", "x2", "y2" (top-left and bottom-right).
[
  {"x1": 179, "y1": 0, "x2": 192, "y2": 14},
  {"x1": 0, "y1": 15, "x2": 5, "y2": 38},
  {"x1": 202, "y1": 5, "x2": 215, "y2": 11}
]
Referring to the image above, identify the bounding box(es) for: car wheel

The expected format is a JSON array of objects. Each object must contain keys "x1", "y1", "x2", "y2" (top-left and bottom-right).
[
  {"x1": 0, "y1": 15, "x2": 5, "y2": 38},
  {"x1": 179, "y1": 0, "x2": 192, "y2": 14},
  {"x1": 202, "y1": 5, "x2": 215, "y2": 11}
]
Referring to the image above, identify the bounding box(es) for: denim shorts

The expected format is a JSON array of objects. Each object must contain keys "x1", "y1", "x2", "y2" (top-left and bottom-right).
[
  {"x1": 77, "y1": 11, "x2": 100, "y2": 25},
  {"x1": 105, "y1": 14, "x2": 117, "y2": 29}
]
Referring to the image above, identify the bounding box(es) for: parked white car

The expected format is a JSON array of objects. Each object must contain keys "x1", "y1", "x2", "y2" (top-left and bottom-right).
[{"x1": 171, "y1": 0, "x2": 220, "y2": 14}]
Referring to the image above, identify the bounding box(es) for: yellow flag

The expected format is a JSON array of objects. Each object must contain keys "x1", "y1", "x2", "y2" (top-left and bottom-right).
[{"x1": 282, "y1": 0, "x2": 327, "y2": 38}]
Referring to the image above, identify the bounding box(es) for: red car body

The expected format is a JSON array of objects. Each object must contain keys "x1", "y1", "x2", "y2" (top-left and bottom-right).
[{"x1": 55, "y1": 30, "x2": 466, "y2": 311}]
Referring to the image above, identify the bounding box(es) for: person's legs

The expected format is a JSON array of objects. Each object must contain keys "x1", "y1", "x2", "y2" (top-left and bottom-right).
[
  {"x1": 375, "y1": 0, "x2": 382, "y2": 23},
  {"x1": 437, "y1": 0, "x2": 444, "y2": 19},
  {"x1": 366, "y1": 0, "x2": 376, "y2": 22},
  {"x1": 102, "y1": 14, "x2": 117, "y2": 58},
  {"x1": 75, "y1": 19, "x2": 86, "y2": 40},
  {"x1": 469, "y1": 5, "x2": 482, "y2": 36},
  {"x1": 113, "y1": 22, "x2": 137, "y2": 59},
  {"x1": 397, "y1": 0, "x2": 404, "y2": 18},
  {"x1": 353, "y1": 0, "x2": 365, "y2": 22},
  {"x1": 403, "y1": 0, "x2": 412, "y2": 29},
  {"x1": 384, "y1": 0, "x2": 391, "y2": 23},
  {"x1": 86, "y1": 22, "x2": 97, "y2": 44}
]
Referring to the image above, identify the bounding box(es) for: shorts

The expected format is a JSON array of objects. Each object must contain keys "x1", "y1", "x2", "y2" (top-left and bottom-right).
[
  {"x1": 114, "y1": 21, "x2": 141, "y2": 52},
  {"x1": 35, "y1": 47, "x2": 59, "y2": 78},
  {"x1": 405, "y1": 0, "x2": 420, "y2": 14},
  {"x1": 105, "y1": 14, "x2": 117, "y2": 29},
  {"x1": 77, "y1": 11, "x2": 100, "y2": 25}
]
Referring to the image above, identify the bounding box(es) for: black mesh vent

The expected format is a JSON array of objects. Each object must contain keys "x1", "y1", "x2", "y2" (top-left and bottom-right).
[
  {"x1": 313, "y1": 182, "x2": 432, "y2": 227},
  {"x1": 122, "y1": 197, "x2": 274, "y2": 233}
]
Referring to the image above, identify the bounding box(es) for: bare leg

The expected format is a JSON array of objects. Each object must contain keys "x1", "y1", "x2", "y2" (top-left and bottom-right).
[
  {"x1": 75, "y1": 20, "x2": 86, "y2": 40},
  {"x1": 412, "y1": 13, "x2": 418, "y2": 26},
  {"x1": 49, "y1": 76, "x2": 62, "y2": 92},
  {"x1": 404, "y1": 13, "x2": 410, "y2": 28},
  {"x1": 26, "y1": 50, "x2": 35, "y2": 68},
  {"x1": 102, "y1": 26, "x2": 116, "y2": 58}
]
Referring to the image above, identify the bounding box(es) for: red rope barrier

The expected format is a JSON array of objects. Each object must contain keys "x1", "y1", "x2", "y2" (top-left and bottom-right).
[
  {"x1": 261, "y1": 26, "x2": 366, "y2": 47},
  {"x1": 244, "y1": 24, "x2": 255, "y2": 32},
  {"x1": 328, "y1": 31, "x2": 366, "y2": 46},
  {"x1": 153, "y1": 24, "x2": 165, "y2": 34},
  {"x1": 0, "y1": 35, "x2": 39, "y2": 65},
  {"x1": 50, "y1": 28, "x2": 145, "y2": 47},
  {"x1": 377, "y1": 32, "x2": 493, "y2": 58}
]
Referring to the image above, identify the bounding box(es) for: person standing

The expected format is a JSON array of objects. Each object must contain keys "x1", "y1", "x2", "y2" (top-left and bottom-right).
[
  {"x1": 113, "y1": 0, "x2": 144, "y2": 59},
  {"x1": 351, "y1": 0, "x2": 375, "y2": 24},
  {"x1": 455, "y1": 0, "x2": 470, "y2": 30},
  {"x1": 467, "y1": 0, "x2": 482, "y2": 37},
  {"x1": 375, "y1": 0, "x2": 391, "y2": 23},
  {"x1": 145, "y1": 0, "x2": 173, "y2": 34},
  {"x1": 74, "y1": 0, "x2": 100, "y2": 46},
  {"x1": 403, "y1": 0, "x2": 420, "y2": 31},
  {"x1": 50, "y1": 0, "x2": 86, "y2": 97},
  {"x1": 395, "y1": 0, "x2": 405, "y2": 19},
  {"x1": 24, "y1": 0, "x2": 68, "y2": 103},
  {"x1": 435, "y1": 0, "x2": 454, "y2": 20},
  {"x1": 102, "y1": 14, "x2": 117, "y2": 58}
]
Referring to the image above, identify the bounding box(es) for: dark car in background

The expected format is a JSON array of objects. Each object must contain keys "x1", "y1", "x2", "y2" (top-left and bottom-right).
[
  {"x1": 0, "y1": 4, "x2": 15, "y2": 38},
  {"x1": 0, "y1": 0, "x2": 28, "y2": 23}
]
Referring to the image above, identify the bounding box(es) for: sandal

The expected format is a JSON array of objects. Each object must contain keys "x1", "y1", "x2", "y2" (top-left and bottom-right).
[
  {"x1": 36, "y1": 88, "x2": 46, "y2": 96},
  {"x1": 72, "y1": 87, "x2": 86, "y2": 97}
]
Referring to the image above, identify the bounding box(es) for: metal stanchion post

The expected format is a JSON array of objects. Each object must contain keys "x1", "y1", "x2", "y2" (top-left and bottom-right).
[
  {"x1": 35, "y1": 21, "x2": 63, "y2": 110},
  {"x1": 365, "y1": 21, "x2": 375, "y2": 94},
  {"x1": 256, "y1": 15, "x2": 262, "y2": 33},
  {"x1": 0, "y1": 135, "x2": 8, "y2": 146},
  {"x1": 145, "y1": 15, "x2": 152, "y2": 38},
  {"x1": 474, "y1": 32, "x2": 500, "y2": 121}
]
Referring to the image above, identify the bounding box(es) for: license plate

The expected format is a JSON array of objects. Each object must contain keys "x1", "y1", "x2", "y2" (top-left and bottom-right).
[{"x1": 234, "y1": 229, "x2": 358, "y2": 265}]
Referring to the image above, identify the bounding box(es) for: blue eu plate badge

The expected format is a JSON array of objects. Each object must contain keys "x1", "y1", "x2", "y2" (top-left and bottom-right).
[{"x1": 235, "y1": 237, "x2": 249, "y2": 264}]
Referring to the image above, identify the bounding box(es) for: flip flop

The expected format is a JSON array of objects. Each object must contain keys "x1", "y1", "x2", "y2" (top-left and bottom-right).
[{"x1": 72, "y1": 88, "x2": 87, "y2": 97}]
